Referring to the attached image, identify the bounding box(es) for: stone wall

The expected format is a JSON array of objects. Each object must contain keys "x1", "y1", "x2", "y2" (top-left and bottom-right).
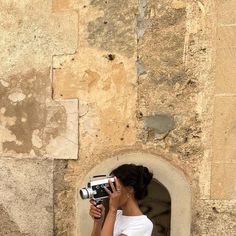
[{"x1": 0, "y1": 0, "x2": 235, "y2": 235}]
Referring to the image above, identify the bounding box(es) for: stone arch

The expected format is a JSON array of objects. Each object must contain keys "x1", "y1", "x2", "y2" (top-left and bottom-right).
[{"x1": 77, "y1": 152, "x2": 191, "y2": 236}]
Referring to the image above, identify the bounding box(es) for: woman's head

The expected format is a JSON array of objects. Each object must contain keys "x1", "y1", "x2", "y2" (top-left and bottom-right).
[{"x1": 110, "y1": 164, "x2": 153, "y2": 202}]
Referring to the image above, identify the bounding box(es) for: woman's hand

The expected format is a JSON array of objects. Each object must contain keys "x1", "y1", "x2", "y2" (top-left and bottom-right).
[
  {"x1": 104, "y1": 176, "x2": 121, "y2": 212},
  {"x1": 89, "y1": 199, "x2": 105, "y2": 223}
]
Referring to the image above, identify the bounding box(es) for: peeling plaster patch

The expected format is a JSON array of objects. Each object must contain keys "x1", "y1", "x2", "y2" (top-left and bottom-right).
[
  {"x1": 0, "y1": 125, "x2": 17, "y2": 153},
  {"x1": 0, "y1": 113, "x2": 17, "y2": 127},
  {"x1": 0, "y1": 69, "x2": 48, "y2": 156},
  {"x1": 32, "y1": 129, "x2": 43, "y2": 148},
  {"x1": 0, "y1": 79, "x2": 9, "y2": 87},
  {"x1": 0, "y1": 107, "x2": 6, "y2": 114},
  {"x1": 8, "y1": 92, "x2": 26, "y2": 103},
  {"x1": 21, "y1": 117, "x2": 27, "y2": 122}
]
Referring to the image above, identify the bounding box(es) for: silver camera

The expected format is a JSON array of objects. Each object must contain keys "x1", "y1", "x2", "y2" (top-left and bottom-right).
[{"x1": 80, "y1": 175, "x2": 115, "y2": 201}]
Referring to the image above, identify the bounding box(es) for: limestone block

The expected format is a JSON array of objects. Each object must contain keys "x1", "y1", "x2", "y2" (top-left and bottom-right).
[
  {"x1": 216, "y1": 0, "x2": 236, "y2": 25},
  {"x1": 52, "y1": 0, "x2": 138, "y2": 158},
  {"x1": 44, "y1": 99, "x2": 79, "y2": 159},
  {"x1": 217, "y1": 26, "x2": 236, "y2": 49},
  {"x1": 215, "y1": 47, "x2": 236, "y2": 93},
  {"x1": 0, "y1": 158, "x2": 53, "y2": 236},
  {"x1": 211, "y1": 163, "x2": 236, "y2": 200},
  {"x1": 212, "y1": 97, "x2": 236, "y2": 163},
  {"x1": 0, "y1": 0, "x2": 78, "y2": 78}
]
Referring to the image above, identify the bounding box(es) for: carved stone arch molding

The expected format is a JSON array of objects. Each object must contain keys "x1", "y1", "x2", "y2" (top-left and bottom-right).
[{"x1": 77, "y1": 152, "x2": 191, "y2": 236}]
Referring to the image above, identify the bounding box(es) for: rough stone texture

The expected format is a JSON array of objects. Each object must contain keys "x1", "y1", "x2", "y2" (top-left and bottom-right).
[
  {"x1": 0, "y1": 204, "x2": 29, "y2": 236},
  {"x1": 137, "y1": 0, "x2": 203, "y2": 160},
  {"x1": 53, "y1": 160, "x2": 77, "y2": 236},
  {"x1": 192, "y1": 200, "x2": 236, "y2": 236},
  {"x1": 0, "y1": 158, "x2": 53, "y2": 236},
  {"x1": 87, "y1": 0, "x2": 137, "y2": 57}
]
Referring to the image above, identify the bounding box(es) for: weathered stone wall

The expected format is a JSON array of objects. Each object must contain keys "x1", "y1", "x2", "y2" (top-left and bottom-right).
[{"x1": 0, "y1": 0, "x2": 235, "y2": 235}]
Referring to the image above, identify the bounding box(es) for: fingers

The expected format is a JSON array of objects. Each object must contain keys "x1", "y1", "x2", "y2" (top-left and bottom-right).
[
  {"x1": 109, "y1": 178, "x2": 116, "y2": 193},
  {"x1": 89, "y1": 199, "x2": 96, "y2": 206},
  {"x1": 104, "y1": 186, "x2": 112, "y2": 195},
  {"x1": 105, "y1": 177, "x2": 121, "y2": 195},
  {"x1": 89, "y1": 204, "x2": 103, "y2": 219},
  {"x1": 90, "y1": 208, "x2": 102, "y2": 219},
  {"x1": 114, "y1": 176, "x2": 121, "y2": 192}
]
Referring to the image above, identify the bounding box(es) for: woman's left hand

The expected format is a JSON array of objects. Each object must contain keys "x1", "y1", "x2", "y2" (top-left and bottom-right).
[{"x1": 104, "y1": 176, "x2": 121, "y2": 212}]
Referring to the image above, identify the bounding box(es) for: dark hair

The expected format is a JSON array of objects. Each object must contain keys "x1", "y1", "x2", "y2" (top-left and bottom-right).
[{"x1": 110, "y1": 164, "x2": 153, "y2": 200}]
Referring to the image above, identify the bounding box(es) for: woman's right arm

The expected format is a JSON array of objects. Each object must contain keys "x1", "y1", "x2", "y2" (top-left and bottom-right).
[
  {"x1": 89, "y1": 200, "x2": 105, "y2": 236},
  {"x1": 91, "y1": 221, "x2": 102, "y2": 236}
]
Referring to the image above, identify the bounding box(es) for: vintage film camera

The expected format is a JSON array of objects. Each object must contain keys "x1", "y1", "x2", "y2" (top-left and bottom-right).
[{"x1": 79, "y1": 175, "x2": 115, "y2": 204}]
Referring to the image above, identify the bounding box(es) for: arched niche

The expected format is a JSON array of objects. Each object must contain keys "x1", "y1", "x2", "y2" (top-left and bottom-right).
[{"x1": 77, "y1": 152, "x2": 191, "y2": 236}]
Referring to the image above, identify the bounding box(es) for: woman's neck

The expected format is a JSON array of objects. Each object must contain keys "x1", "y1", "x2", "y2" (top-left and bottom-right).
[{"x1": 121, "y1": 198, "x2": 143, "y2": 216}]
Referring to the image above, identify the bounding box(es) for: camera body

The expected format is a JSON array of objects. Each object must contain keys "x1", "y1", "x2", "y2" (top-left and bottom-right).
[{"x1": 80, "y1": 175, "x2": 115, "y2": 201}]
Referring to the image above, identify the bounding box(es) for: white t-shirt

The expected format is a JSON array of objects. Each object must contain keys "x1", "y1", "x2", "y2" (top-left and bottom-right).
[{"x1": 113, "y1": 210, "x2": 153, "y2": 236}]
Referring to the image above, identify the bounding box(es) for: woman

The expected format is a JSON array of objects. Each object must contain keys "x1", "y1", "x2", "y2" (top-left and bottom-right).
[{"x1": 89, "y1": 164, "x2": 153, "y2": 236}]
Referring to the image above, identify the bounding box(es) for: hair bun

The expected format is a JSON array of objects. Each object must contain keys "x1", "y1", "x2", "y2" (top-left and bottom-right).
[{"x1": 137, "y1": 165, "x2": 153, "y2": 186}]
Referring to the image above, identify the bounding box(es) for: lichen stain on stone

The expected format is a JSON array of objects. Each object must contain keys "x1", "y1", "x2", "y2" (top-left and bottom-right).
[
  {"x1": 0, "y1": 204, "x2": 30, "y2": 236},
  {"x1": 0, "y1": 69, "x2": 50, "y2": 155},
  {"x1": 87, "y1": 0, "x2": 137, "y2": 58}
]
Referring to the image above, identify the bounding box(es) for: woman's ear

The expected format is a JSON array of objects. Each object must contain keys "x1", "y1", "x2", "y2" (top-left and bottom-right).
[{"x1": 127, "y1": 186, "x2": 134, "y2": 195}]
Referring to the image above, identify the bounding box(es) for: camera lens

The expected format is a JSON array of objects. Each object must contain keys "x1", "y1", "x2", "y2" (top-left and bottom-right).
[
  {"x1": 79, "y1": 187, "x2": 94, "y2": 199},
  {"x1": 80, "y1": 188, "x2": 89, "y2": 199}
]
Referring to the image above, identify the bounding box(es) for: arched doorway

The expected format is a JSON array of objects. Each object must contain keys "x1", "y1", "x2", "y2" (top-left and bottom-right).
[
  {"x1": 139, "y1": 179, "x2": 171, "y2": 236},
  {"x1": 77, "y1": 152, "x2": 191, "y2": 236}
]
